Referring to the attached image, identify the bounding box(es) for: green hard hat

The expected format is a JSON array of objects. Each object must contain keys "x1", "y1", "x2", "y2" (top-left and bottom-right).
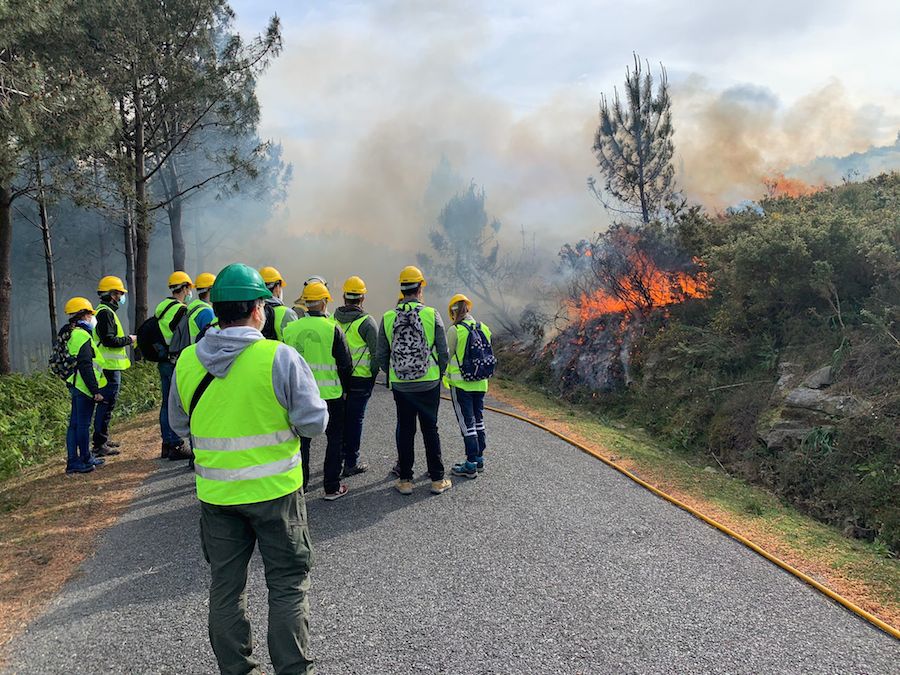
[{"x1": 210, "y1": 263, "x2": 273, "y2": 303}]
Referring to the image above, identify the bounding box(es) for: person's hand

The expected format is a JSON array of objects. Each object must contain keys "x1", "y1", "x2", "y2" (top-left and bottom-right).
[
  {"x1": 93, "y1": 393, "x2": 104, "y2": 402},
  {"x1": 129, "y1": 335, "x2": 137, "y2": 344}
]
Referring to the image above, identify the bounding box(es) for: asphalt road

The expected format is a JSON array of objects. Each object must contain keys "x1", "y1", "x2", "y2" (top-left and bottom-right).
[{"x1": 4, "y1": 386, "x2": 898, "y2": 674}]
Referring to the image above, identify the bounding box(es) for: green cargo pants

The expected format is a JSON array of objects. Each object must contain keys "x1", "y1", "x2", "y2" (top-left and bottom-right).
[{"x1": 200, "y1": 489, "x2": 315, "y2": 675}]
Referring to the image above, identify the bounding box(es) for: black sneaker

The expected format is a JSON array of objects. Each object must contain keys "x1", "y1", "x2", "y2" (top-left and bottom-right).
[
  {"x1": 168, "y1": 443, "x2": 191, "y2": 461},
  {"x1": 66, "y1": 462, "x2": 95, "y2": 475},
  {"x1": 342, "y1": 463, "x2": 369, "y2": 477},
  {"x1": 160, "y1": 442, "x2": 170, "y2": 459},
  {"x1": 390, "y1": 463, "x2": 401, "y2": 477}
]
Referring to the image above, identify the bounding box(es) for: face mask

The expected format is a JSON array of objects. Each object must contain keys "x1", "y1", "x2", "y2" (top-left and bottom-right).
[
  {"x1": 185, "y1": 292, "x2": 194, "y2": 303},
  {"x1": 118, "y1": 295, "x2": 127, "y2": 308},
  {"x1": 86, "y1": 317, "x2": 97, "y2": 330}
]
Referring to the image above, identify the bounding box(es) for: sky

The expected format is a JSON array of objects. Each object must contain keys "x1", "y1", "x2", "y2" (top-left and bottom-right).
[{"x1": 226, "y1": 0, "x2": 900, "y2": 305}]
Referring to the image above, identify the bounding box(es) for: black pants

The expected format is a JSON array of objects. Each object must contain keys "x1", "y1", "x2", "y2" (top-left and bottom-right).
[
  {"x1": 92, "y1": 369, "x2": 121, "y2": 448},
  {"x1": 301, "y1": 397, "x2": 345, "y2": 493},
  {"x1": 342, "y1": 383, "x2": 373, "y2": 470},
  {"x1": 393, "y1": 385, "x2": 444, "y2": 481}
]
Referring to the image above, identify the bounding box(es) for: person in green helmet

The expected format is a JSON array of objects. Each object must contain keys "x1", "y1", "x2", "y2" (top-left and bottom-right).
[{"x1": 168, "y1": 263, "x2": 327, "y2": 675}]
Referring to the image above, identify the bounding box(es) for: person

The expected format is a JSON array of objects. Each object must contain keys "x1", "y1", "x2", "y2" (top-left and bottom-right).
[
  {"x1": 291, "y1": 275, "x2": 328, "y2": 318},
  {"x1": 375, "y1": 265, "x2": 451, "y2": 496},
  {"x1": 444, "y1": 294, "x2": 492, "y2": 479},
  {"x1": 259, "y1": 266, "x2": 298, "y2": 340},
  {"x1": 155, "y1": 271, "x2": 193, "y2": 460},
  {"x1": 283, "y1": 282, "x2": 352, "y2": 500},
  {"x1": 168, "y1": 263, "x2": 327, "y2": 675},
  {"x1": 334, "y1": 276, "x2": 377, "y2": 477},
  {"x1": 92, "y1": 275, "x2": 136, "y2": 457},
  {"x1": 62, "y1": 297, "x2": 107, "y2": 475},
  {"x1": 187, "y1": 272, "x2": 217, "y2": 343}
]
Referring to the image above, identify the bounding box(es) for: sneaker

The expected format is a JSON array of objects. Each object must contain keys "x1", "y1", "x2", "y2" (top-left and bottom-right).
[
  {"x1": 88, "y1": 456, "x2": 106, "y2": 467},
  {"x1": 476, "y1": 456, "x2": 485, "y2": 472},
  {"x1": 65, "y1": 462, "x2": 95, "y2": 475},
  {"x1": 160, "y1": 442, "x2": 170, "y2": 459},
  {"x1": 451, "y1": 462, "x2": 478, "y2": 479},
  {"x1": 324, "y1": 484, "x2": 349, "y2": 501},
  {"x1": 430, "y1": 478, "x2": 452, "y2": 495},
  {"x1": 106, "y1": 440, "x2": 121, "y2": 448},
  {"x1": 93, "y1": 445, "x2": 120, "y2": 457},
  {"x1": 390, "y1": 463, "x2": 401, "y2": 477},
  {"x1": 395, "y1": 479, "x2": 414, "y2": 495},
  {"x1": 342, "y1": 463, "x2": 369, "y2": 477}
]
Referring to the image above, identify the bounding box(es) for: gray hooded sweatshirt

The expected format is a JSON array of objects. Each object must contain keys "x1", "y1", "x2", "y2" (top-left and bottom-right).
[{"x1": 168, "y1": 326, "x2": 328, "y2": 441}]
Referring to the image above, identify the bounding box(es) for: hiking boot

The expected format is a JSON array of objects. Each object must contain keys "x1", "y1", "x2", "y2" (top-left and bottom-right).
[
  {"x1": 430, "y1": 478, "x2": 452, "y2": 495},
  {"x1": 167, "y1": 442, "x2": 191, "y2": 461},
  {"x1": 476, "y1": 456, "x2": 485, "y2": 472},
  {"x1": 93, "y1": 444, "x2": 120, "y2": 457},
  {"x1": 395, "y1": 479, "x2": 414, "y2": 495},
  {"x1": 324, "y1": 484, "x2": 349, "y2": 501},
  {"x1": 342, "y1": 463, "x2": 369, "y2": 478},
  {"x1": 390, "y1": 463, "x2": 401, "y2": 477},
  {"x1": 106, "y1": 440, "x2": 121, "y2": 448},
  {"x1": 451, "y1": 462, "x2": 478, "y2": 479},
  {"x1": 65, "y1": 462, "x2": 95, "y2": 475}
]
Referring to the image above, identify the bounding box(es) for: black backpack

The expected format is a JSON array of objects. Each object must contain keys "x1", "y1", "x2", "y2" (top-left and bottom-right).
[
  {"x1": 136, "y1": 300, "x2": 179, "y2": 362},
  {"x1": 458, "y1": 322, "x2": 496, "y2": 381},
  {"x1": 48, "y1": 325, "x2": 78, "y2": 380},
  {"x1": 261, "y1": 304, "x2": 278, "y2": 340}
]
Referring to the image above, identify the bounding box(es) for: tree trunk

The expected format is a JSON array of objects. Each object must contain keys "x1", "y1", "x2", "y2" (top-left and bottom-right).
[
  {"x1": 35, "y1": 159, "x2": 59, "y2": 339},
  {"x1": 168, "y1": 195, "x2": 185, "y2": 271},
  {"x1": 123, "y1": 197, "x2": 136, "y2": 327},
  {"x1": 133, "y1": 79, "x2": 151, "y2": 327},
  {"x1": 0, "y1": 185, "x2": 13, "y2": 374}
]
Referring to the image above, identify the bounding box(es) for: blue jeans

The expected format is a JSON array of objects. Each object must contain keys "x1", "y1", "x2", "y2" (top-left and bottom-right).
[
  {"x1": 342, "y1": 385, "x2": 373, "y2": 469},
  {"x1": 92, "y1": 369, "x2": 121, "y2": 448},
  {"x1": 67, "y1": 385, "x2": 96, "y2": 469},
  {"x1": 449, "y1": 387, "x2": 486, "y2": 463},
  {"x1": 158, "y1": 361, "x2": 181, "y2": 445}
]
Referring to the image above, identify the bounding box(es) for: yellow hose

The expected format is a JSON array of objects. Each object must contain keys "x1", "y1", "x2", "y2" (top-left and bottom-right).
[{"x1": 459, "y1": 396, "x2": 899, "y2": 641}]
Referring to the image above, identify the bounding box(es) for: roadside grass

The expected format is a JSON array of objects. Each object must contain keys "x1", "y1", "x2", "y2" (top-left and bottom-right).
[
  {"x1": 490, "y1": 377, "x2": 900, "y2": 628},
  {"x1": 0, "y1": 412, "x2": 163, "y2": 656}
]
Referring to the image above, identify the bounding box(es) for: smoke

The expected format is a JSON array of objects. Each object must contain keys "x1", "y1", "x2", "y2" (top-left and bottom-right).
[{"x1": 673, "y1": 76, "x2": 900, "y2": 208}]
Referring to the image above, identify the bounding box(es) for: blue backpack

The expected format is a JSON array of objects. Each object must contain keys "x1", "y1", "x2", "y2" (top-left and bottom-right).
[{"x1": 458, "y1": 322, "x2": 496, "y2": 381}]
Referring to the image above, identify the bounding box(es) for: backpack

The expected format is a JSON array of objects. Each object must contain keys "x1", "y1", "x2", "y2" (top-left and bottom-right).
[
  {"x1": 390, "y1": 304, "x2": 433, "y2": 380},
  {"x1": 136, "y1": 299, "x2": 178, "y2": 362},
  {"x1": 458, "y1": 322, "x2": 496, "y2": 381},
  {"x1": 261, "y1": 303, "x2": 278, "y2": 340},
  {"x1": 48, "y1": 325, "x2": 78, "y2": 380},
  {"x1": 167, "y1": 311, "x2": 193, "y2": 358}
]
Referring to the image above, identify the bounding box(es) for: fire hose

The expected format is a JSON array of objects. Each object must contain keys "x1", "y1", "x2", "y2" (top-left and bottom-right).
[{"x1": 441, "y1": 391, "x2": 900, "y2": 642}]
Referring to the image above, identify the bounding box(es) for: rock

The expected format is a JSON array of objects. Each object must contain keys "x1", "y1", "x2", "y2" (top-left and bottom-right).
[
  {"x1": 801, "y1": 366, "x2": 833, "y2": 389},
  {"x1": 762, "y1": 421, "x2": 828, "y2": 451},
  {"x1": 784, "y1": 387, "x2": 873, "y2": 417},
  {"x1": 774, "y1": 361, "x2": 803, "y2": 396},
  {"x1": 703, "y1": 466, "x2": 717, "y2": 474}
]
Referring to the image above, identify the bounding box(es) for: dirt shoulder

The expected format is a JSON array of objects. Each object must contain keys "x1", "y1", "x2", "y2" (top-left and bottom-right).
[
  {"x1": 0, "y1": 413, "x2": 163, "y2": 653},
  {"x1": 490, "y1": 379, "x2": 900, "y2": 631}
]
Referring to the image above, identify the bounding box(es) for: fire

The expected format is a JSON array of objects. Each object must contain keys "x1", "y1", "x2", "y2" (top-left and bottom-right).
[
  {"x1": 572, "y1": 260, "x2": 710, "y2": 326},
  {"x1": 763, "y1": 172, "x2": 824, "y2": 199}
]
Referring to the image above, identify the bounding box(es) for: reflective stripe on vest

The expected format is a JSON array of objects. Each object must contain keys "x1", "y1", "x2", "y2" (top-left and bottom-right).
[
  {"x1": 66, "y1": 327, "x2": 108, "y2": 396},
  {"x1": 282, "y1": 315, "x2": 343, "y2": 399},
  {"x1": 175, "y1": 340, "x2": 302, "y2": 506},
  {"x1": 444, "y1": 318, "x2": 491, "y2": 392},
  {"x1": 155, "y1": 299, "x2": 183, "y2": 346},
  {"x1": 187, "y1": 299, "x2": 213, "y2": 342},
  {"x1": 383, "y1": 302, "x2": 440, "y2": 384},
  {"x1": 337, "y1": 315, "x2": 372, "y2": 378},
  {"x1": 93, "y1": 304, "x2": 131, "y2": 371}
]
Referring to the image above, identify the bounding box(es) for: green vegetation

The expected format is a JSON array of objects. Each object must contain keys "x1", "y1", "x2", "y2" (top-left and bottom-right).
[
  {"x1": 0, "y1": 362, "x2": 161, "y2": 479},
  {"x1": 492, "y1": 377, "x2": 900, "y2": 615}
]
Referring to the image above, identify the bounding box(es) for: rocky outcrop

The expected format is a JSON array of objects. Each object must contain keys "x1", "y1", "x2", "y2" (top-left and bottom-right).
[{"x1": 759, "y1": 361, "x2": 873, "y2": 451}]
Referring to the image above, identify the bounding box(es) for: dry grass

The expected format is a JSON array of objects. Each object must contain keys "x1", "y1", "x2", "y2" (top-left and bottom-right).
[
  {"x1": 490, "y1": 381, "x2": 900, "y2": 630},
  {"x1": 0, "y1": 412, "x2": 162, "y2": 652}
]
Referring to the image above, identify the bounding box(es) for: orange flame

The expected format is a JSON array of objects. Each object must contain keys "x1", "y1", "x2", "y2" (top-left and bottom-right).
[{"x1": 763, "y1": 172, "x2": 824, "y2": 199}]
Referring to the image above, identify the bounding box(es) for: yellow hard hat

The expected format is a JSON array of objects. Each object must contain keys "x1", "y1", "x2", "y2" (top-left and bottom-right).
[
  {"x1": 302, "y1": 281, "x2": 331, "y2": 303},
  {"x1": 195, "y1": 272, "x2": 216, "y2": 290},
  {"x1": 168, "y1": 271, "x2": 193, "y2": 288},
  {"x1": 259, "y1": 266, "x2": 285, "y2": 285},
  {"x1": 448, "y1": 293, "x2": 472, "y2": 316},
  {"x1": 64, "y1": 297, "x2": 95, "y2": 315},
  {"x1": 97, "y1": 275, "x2": 127, "y2": 294},
  {"x1": 399, "y1": 265, "x2": 426, "y2": 288},
  {"x1": 343, "y1": 276, "x2": 367, "y2": 297}
]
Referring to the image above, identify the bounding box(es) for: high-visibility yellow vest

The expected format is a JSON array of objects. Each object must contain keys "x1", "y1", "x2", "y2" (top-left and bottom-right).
[
  {"x1": 154, "y1": 298, "x2": 183, "y2": 346},
  {"x1": 337, "y1": 315, "x2": 372, "y2": 378},
  {"x1": 382, "y1": 302, "x2": 440, "y2": 384},
  {"x1": 444, "y1": 318, "x2": 491, "y2": 392},
  {"x1": 175, "y1": 340, "x2": 303, "y2": 506},
  {"x1": 282, "y1": 316, "x2": 342, "y2": 399},
  {"x1": 93, "y1": 304, "x2": 131, "y2": 371},
  {"x1": 66, "y1": 327, "x2": 108, "y2": 396},
  {"x1": 187, "y1": 298, "x2": 213, "y2": 343},
  {"x1": 273, "y1": 305, "x2": 290, "y2": 341}
]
